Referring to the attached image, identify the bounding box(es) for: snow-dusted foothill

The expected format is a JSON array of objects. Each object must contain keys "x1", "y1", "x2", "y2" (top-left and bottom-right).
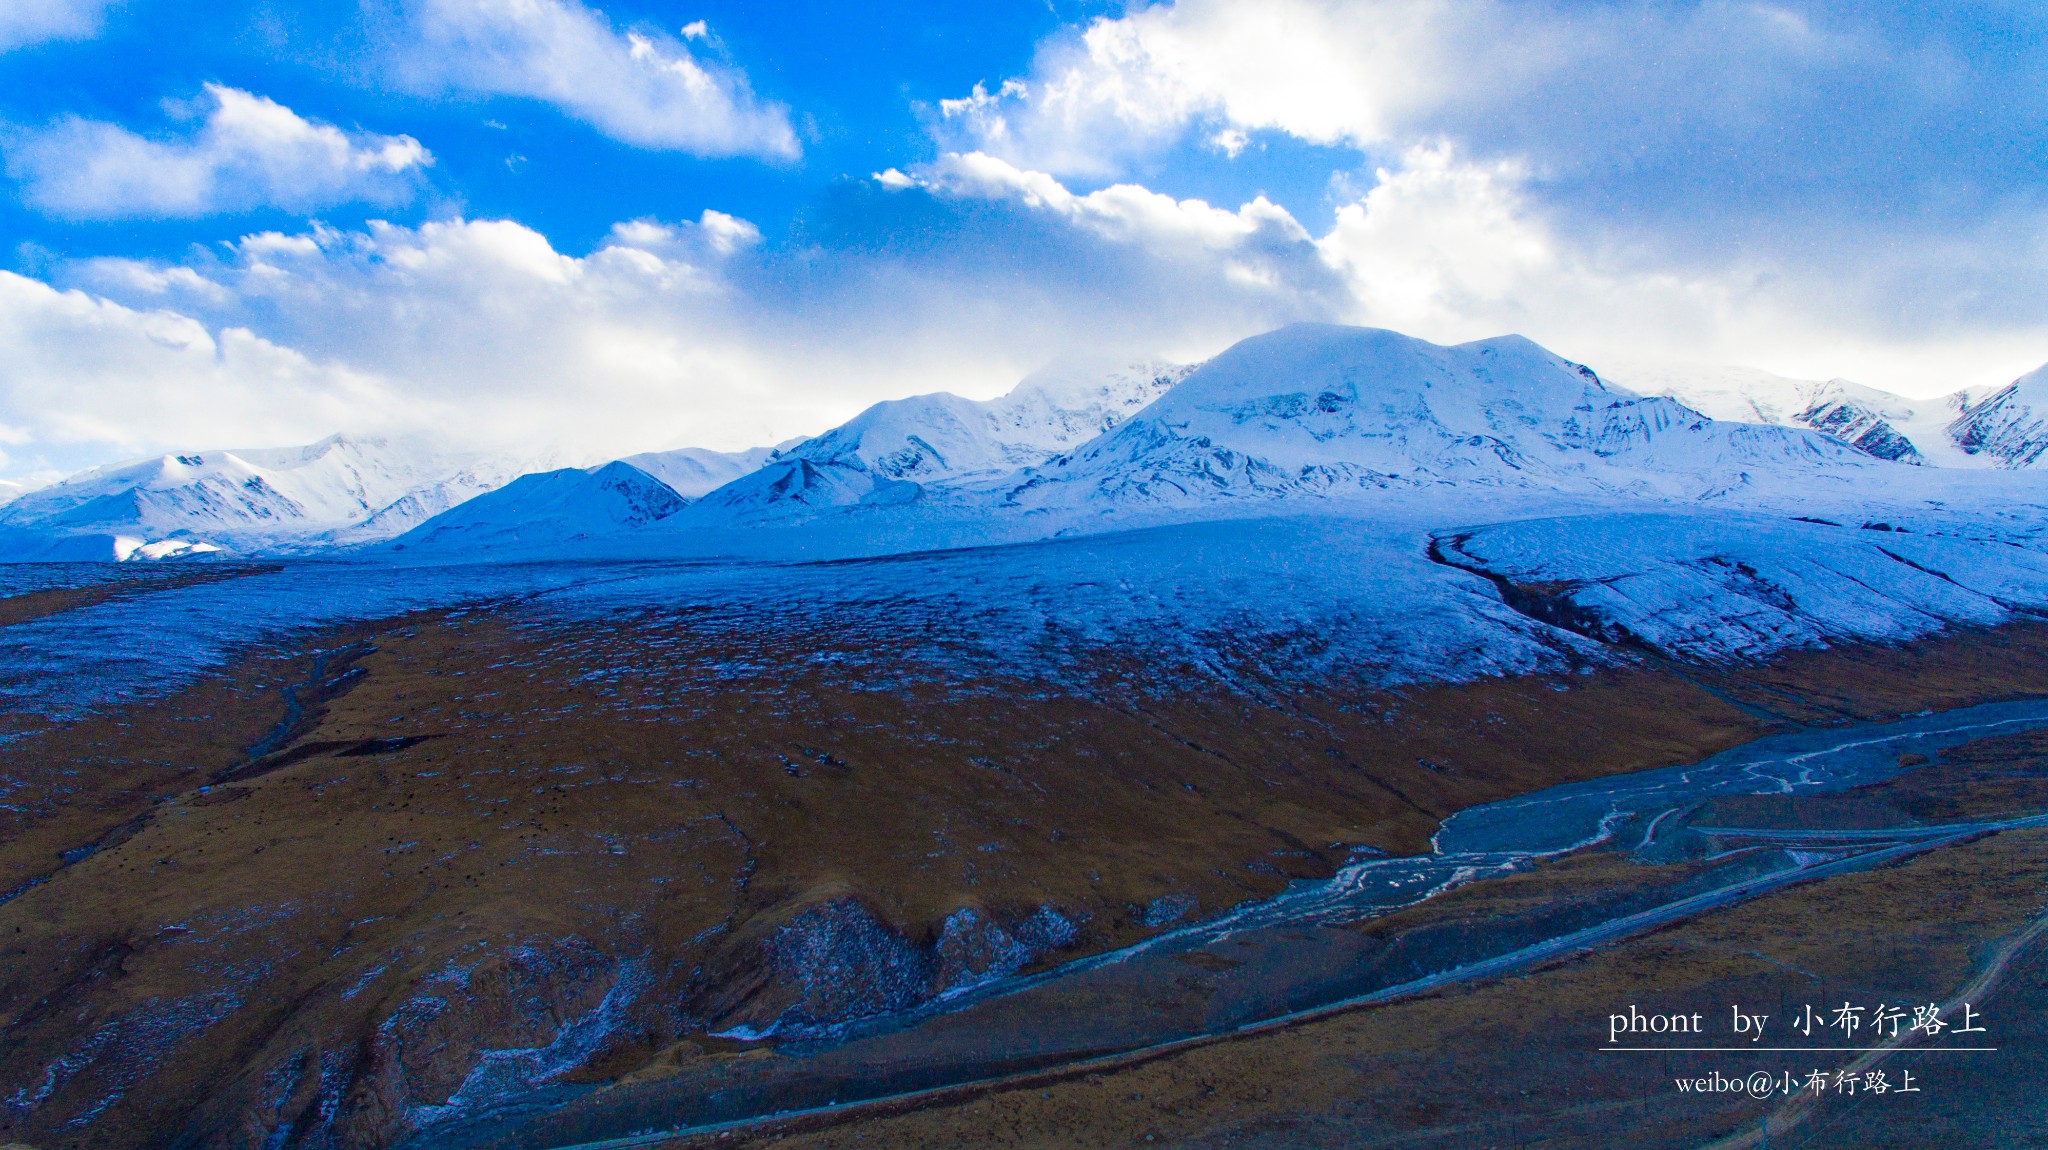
[
  {"x1": 18, "y1": 501, "x2": 2048, "y2": 726},
  {"x1": 1436, "y1": 511, "x2": 2048, "y2": 663}
]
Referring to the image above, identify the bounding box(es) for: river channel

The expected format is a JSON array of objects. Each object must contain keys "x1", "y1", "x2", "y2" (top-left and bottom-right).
[{"x1": 414, "y1": 697, "x2": 2048, "y2": 1149}]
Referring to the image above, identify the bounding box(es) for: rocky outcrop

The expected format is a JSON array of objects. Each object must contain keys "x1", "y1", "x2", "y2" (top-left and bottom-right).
[
  {"x1": 1797, "y1": 398, "x2": 1925, "y2": 464},
  {"x1": 689, "y1": 897, "x2": 1081, "y2": 1040}
]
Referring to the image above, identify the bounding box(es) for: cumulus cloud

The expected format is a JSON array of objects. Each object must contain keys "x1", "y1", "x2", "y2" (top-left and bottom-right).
[
  {"x1": 0, "y1": 271, "x2": 411, "y2": 475},
  {"x1": 933, "y1": 0, "x2": 1939, "y2": 186},
  {"x1": 935, "y1": 0, "x2": 1489, "y2": 176},
  {"x1": 13, "y1": 136, "x2": 2046, "y2": 483},
  {"x1": 391, "y1": 0, "x2": 798, "y2": 158},
  {"x1": 5, "y1": 85, "x2": 430, "y2": 220},
  {"x1": 935, "y1": 0, "x2": 1563, "y2": 177},
  {"x1": 949, "y1": 1, "x2": 2048, "y2": 266},
  {"x1": 912, "y1": 151, "x2": 1322, "y2": 287},
  {"x1": 929, "y1": 0, "x2": 2048, "y2": 388},
  {"x1": 20, "y1": 166, "x2": 1357, "y2": 476},
  {"x1": 1313, "y1": 144, "x2": 2048, "y2": 389},
  {"x1": 0, "y1": 0, "x2": 116, "y2": 51},
  {"x1": 43, "y1": 213, "x2": 899, "y2": 465}
]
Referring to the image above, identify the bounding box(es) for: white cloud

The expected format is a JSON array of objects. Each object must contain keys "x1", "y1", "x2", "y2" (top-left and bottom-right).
[
  {"x1": 933, "y1": 0, "x2": 1859, "y2": 178},
  {"x1": 6, "y1": 85, "x2": 430, "y2": 220},
  {"x1": 696, "y1": 209, "x2": 761, "y2": 254},
  {"x1": 912, "y1": 150, "x2": 1324, "y2": 293},
  {"x1": 1319, "y1": 144, "x2": 1601, "y2": 340},
  {"x1": 52, "y1": 214, "x2": 843, "y2": 464},
  {"x1": 20, "y1": 169, "x2": 1347, "y2": 475},
  {"x1": 16, "y1": 142, "x2": 2046, "y2": 484},
  {"x1": 0, "y1": 0, "x2": 115, "y2": 51},
  {"x1": 0, "y1": 272, "x2": 409, "y2": 470},
  {"x1": 935, "y1": 0, "x2": 1496, "y2": 176},
  {"x1": 1313, "y1": 144, "x2": 2048, "y2": 393},
  {"x1": 393, "y1": 0, "x2": 798, "y2": 158},
  {"x1": 925, "y1": 0, "x2": 2048, "y2": 393}
]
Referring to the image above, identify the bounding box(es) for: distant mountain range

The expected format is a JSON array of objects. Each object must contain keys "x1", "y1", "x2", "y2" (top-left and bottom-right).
[
  {"x1": 3, "y1": 327, "x2": 2045, "y2": 562},
  {"x1": 0, "y1": 435, "x2": 778, "y2": 561},
  {"x1": 1605, "y1": 361, "x2": 2048, "y2": 470},
  {"x1": 0, "y1": 435, "x2": 525, "y2": 561},
  {"x1": 374, "y1": 357, "x2": 1191, "y2": 557},
  {"x1": 687, "y1": 357, "x2": 1191, "y2": 523},
  {"x1": 980, "y1": 328, "x2": 1862, "y2": 516}
]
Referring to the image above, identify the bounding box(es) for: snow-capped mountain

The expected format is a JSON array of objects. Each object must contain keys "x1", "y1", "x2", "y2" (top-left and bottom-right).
[
  {"x1": 692, "y1": 357, "x2": 1191, "y2": 519},
  {"x1": 994, "y1": 326, "x2": 1870, "y2": 515},
  {"x1": 0, "y1": 435, "x2": 548, "y2": 560},
  {"x1": 1950, "y1": 363, "x2": 2048, "y2": 469},
  {"x1": 390, "y1": 461, "x2": 687, "y2": 552},
  {"x1": 1606, "y1": 363, "x2": 1989, "y2": 467},
  {"x1": 17, "y1": 328, "x2": 2047, "y2": 565},
  {"x1": 621, "y1": 445, "x2": 783, "y2": 498},
  {"x1": 323, "y1": 462, "x2": 528, "y2": 545}
]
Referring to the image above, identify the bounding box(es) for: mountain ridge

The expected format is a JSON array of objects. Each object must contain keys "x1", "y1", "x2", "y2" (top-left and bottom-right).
[{"x1": 11, "y1": 325, "x2": 2048, "y2": 562}]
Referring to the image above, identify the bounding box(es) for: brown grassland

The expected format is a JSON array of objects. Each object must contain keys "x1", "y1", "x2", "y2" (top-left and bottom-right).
[{"x1": 4, "y1": 579, "x2": 2048, "y2": 1149}]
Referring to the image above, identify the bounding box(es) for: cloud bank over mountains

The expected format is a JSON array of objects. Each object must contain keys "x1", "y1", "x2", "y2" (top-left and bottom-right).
[{"x1": 0, "y1": 0, "x2": 2043, "y2": 483}]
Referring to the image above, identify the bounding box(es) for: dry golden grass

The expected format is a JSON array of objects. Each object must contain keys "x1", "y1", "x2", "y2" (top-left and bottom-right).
[{"x1": 732, "y1": 826, "x2": 2048, "y2": 1150}]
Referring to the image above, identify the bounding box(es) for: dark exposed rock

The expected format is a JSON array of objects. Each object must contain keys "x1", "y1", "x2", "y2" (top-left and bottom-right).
[{"x1": 1796, "y1": 399, "x2": 1924, "y2": 464}]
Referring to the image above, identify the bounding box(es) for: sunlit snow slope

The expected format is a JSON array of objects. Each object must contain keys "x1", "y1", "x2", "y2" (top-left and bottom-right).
[{"x1": 0, "y1": 436, "x2": 491, "y2": 560}]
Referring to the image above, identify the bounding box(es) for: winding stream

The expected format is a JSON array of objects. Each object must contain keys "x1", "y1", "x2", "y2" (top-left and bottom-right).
[{"x1": 418, "y1": 697, "x2": 2048, "y2": 1149}]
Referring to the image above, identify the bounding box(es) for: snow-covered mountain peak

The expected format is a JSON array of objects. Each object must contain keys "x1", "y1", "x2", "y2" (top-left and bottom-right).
[
  {"x1": 390, "y1": 460, "x2": 687, "y2": 552},
  {"x1": 621, "y1": 444, "x2": 782, "y2": 498},
  {"x1": 785, "y1": 355, "x2": 1191, "y2": 480},
  {"x1": 1146, "y1": 325, "x2": 1608, "y2": 433},
  {"x1": 1604, "y1": 361, "x2": 1993, "y2": 468},
  {"x1": 1951, "y1": 362, "x2": 2048, "y2": 469},
  {"x1": 1002, "y1": 325, "x2": 1868, "y2": 514},
  {"x1": 1002, "y1": 353, "x2": 1192, "y2": 415},
  {"x1": 0, "y1": 434, "x2": 553, "y2": 559},
  {"x1": 688, "y1": 355, "x2": 1190, "y2": 521}
]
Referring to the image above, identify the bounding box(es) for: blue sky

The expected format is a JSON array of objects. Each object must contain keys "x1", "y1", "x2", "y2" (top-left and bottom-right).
[
  {"x1": 1, "y1": 2, "x2": 1110, "y2": 256},
  {"x1": 2, "y1": 0, "x2": 2046, "y2": 481}
]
